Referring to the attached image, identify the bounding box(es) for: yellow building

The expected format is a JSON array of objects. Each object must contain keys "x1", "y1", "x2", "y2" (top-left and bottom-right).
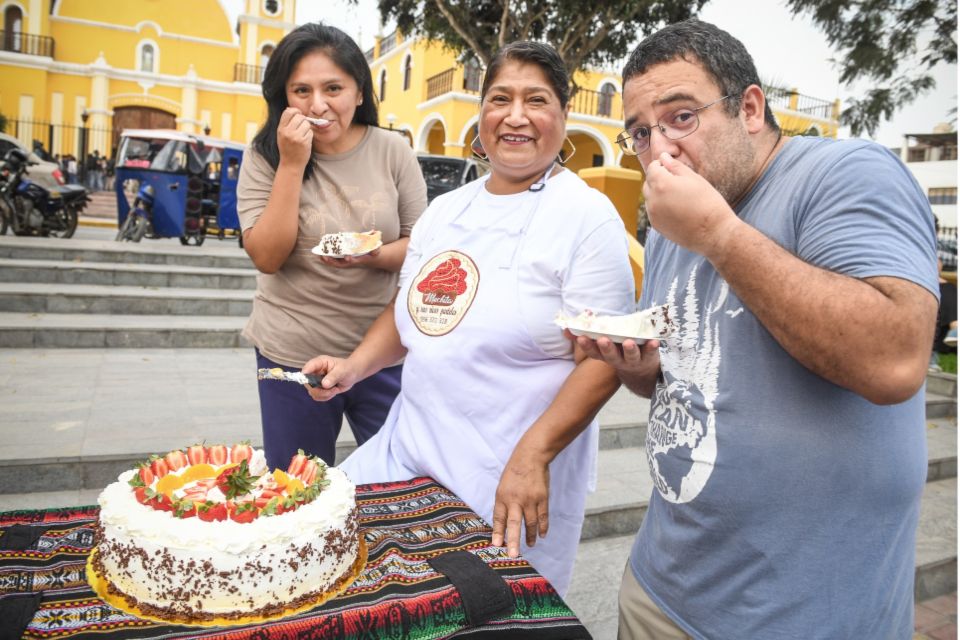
[
  {"x1": 366, "y1": 29, "x2": 841, "y2": 174},
  {"x1": 0, "y1": 0, "x2": 293, "y2": 157},
  {"x1": 0, "y1": 0, "x2": 839, "y2": 168}
]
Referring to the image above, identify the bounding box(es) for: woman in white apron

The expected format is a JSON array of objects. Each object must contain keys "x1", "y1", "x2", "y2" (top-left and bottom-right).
[{"x1": 303, "y1": 41, "x2": 635, "y2": 595}]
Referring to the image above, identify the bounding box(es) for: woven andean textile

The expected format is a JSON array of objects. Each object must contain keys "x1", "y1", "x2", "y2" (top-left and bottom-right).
[{"x1": 0, "y1": 476, "x2": 591, "y2": 639}]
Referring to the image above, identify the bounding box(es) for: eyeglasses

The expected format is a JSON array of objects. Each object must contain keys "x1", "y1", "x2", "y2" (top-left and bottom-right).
[{"x1": 615, "y1": 96, "x2": 731, "y2": 156}]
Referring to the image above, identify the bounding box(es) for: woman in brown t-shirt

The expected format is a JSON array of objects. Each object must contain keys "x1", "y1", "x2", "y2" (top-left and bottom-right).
[{"x1": 237, "y1": 23, "x2": 427, "y2": 471}]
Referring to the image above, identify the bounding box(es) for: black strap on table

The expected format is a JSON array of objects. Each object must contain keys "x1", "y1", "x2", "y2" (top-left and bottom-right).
[
  {"x1": 0, "y1": 592, "x2": 42, "y2": 640},
  {"x1": 428, "y1": 550, "x2": 515, "y2": 626},
  {"x1": 0, "y1": 524, "x2": 45, "y2": 551}
]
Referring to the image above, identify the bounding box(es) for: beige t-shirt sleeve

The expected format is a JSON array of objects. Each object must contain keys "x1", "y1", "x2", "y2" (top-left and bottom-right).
[
  {"x1": 385, "y1": 134, "x2": 427, "y2": 237},
  {"x1": 236, "y1": 147, "x2": 279, "y2": 232}
]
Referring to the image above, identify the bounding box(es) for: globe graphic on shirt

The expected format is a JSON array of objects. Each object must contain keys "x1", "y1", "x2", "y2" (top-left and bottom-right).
[{"x1": 645, "y1": 271, "x2": 723, "y2": 504}]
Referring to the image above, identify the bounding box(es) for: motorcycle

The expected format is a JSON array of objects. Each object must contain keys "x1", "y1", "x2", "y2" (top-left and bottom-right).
[
  {"x1": 0, "y1": 148, "x2": 88, "y2": 238},
  {"x1": 115, "y1": 182, "x2": 156, "y2": 242}
]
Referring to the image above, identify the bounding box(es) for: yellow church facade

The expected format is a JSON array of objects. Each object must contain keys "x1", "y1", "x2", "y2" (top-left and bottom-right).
[
  {"x1": 0, "y1": 0, "x2": 839, "y2": 168},
  {"x1": 0, "y1": 0, "x2": 288, "y2": 158}
]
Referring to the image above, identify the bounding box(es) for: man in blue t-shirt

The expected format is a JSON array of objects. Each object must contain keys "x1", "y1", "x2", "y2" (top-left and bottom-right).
[{"x1": 574, "y1": 19, "x2": 939, "y2": 640}]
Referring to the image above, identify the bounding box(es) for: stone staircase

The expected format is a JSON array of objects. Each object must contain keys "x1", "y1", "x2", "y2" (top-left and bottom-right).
[
  {"x1": 0, "y1": 235, "x2": 955, "y2": 638},
  {"x1": 0, "y1": 235, "x2": 254, "y2": 347}
]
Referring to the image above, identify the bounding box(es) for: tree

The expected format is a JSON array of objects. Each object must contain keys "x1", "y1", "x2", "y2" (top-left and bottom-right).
[
  {"x1": 373, "y1": 0, "x2": 706, "y2": 89},
  {"x1": 786, "y1": 0, "x2": 957, "y2": 137}
]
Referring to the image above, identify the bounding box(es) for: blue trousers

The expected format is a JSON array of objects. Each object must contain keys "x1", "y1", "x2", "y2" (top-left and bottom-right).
[{"x1": 255, "y1": 349, "x2": 402, "y2": 469}]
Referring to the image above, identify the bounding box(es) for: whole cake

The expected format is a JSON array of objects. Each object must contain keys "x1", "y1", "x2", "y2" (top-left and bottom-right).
[{"x1": 91, "y1": 444, "x2": 362, "y2": 624}]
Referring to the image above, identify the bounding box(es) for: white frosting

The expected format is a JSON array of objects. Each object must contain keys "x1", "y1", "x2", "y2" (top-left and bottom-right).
[{"x1": 96, "y1": 462, "x2": 359, "y2": 616}]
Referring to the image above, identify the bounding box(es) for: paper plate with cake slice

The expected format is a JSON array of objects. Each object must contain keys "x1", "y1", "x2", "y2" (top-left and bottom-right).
[
  {"x1": 555, "y1": 303, "x2": 674, "y2": 344},
  {"x1": 312, "y1": 230, "x2": 383, "y2": 258}
]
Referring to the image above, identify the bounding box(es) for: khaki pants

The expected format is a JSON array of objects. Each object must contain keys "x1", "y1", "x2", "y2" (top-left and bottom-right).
[{"x1": 618, "y1": 562, "x2": 692, "y2": 640}]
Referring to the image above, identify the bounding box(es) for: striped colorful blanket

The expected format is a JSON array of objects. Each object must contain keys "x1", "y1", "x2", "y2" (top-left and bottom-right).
[{"x1": 0, "y1": 477, "x2": 591, "y2": 639}]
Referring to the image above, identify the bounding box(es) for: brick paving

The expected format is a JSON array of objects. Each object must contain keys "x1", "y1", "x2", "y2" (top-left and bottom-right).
[{"x1": 915, "y1": 591, "x2": 957, "y2": 639}]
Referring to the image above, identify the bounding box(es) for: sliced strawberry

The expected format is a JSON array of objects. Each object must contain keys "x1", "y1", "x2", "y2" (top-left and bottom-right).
[
  {"x1": 287, "y1": 450, "x2": 308, "y2": 477},
  {"x1": 229, "y1": 502, "x2": 259, "y2": 523},
  {"x1": 207, "y1": 444, "x2": 227, "y2": 466},
  {"x1": 197, "y1": 501, "x2": 227, "y2": 522},
  {"x1": 137, "y1": 464, "x2": 155, "y2": 486},
  {"x1": 230, "y1": 442, "x2": 253, "y2": 463},
  {"x1": 300, "y1": 459, "x2": 318, "y2": 485},
  {"x1": 149, "y1": 493, "x2": 174, "y2": 512},
  {"x1": 134, "y1": 486, "x2": 149, "y2": 504},
  {"x1": 150, "y1": 456, "x2": 169, "y2": 478},
  {"x1": 164, "y1": 450, "x2": 188, "y2": 472},
  {"x1": 186, "y1": 444, "x2": 207, "y2": 465}
]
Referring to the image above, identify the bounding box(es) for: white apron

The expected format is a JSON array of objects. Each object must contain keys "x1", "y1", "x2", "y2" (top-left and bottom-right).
[{"x1": 341, "y1": 170, "x2": 598, "y2": 595}]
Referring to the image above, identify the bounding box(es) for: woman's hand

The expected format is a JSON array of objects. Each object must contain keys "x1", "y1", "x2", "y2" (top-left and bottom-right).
[
  {"x1": 302, "y1": 355, "x2": 361, "y2": 401},
  {"x1": 277, "y1": 108, "x2": 313, "y2": 170},
  {"x1": 491, "y1": 447, "x2": 550, "y2": 558}
]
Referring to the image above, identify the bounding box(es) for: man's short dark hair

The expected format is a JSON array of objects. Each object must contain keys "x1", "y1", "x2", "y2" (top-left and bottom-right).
[{"x1": 622, "y1": 19, "x2": 778, "y2": 130}]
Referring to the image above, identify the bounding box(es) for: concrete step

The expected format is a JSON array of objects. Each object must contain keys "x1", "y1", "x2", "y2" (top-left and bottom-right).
[
  {"x1": 0, "y1": 282, "x2": 254, "y2": 316},
  {"x1": 0, "y1": 312, "x2": 248, "y2": 347},
  {"x1": 579, "y1": 416, "x2": 957, "y2": 542},
  {"x1": 0, "y1": 234, "x2": 251, "y2": 270},
  {"x1": 927, "y1": 371, "x2": 957, "y2": 399},
  {"x1": 567, "y1": 477, "x2": 958, "y2": 638},
  {"x1": 0, "y1": 257, "x2": 257, "y2": 289}
]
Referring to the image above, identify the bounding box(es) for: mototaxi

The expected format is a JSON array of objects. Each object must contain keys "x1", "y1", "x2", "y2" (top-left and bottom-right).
[{"x1": 114, "y1": 129, "x2": 244, "y2": 246}]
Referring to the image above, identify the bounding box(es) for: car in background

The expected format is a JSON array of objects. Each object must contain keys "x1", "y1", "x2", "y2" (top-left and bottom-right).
[
  {"x1": 416, "y1": 154, "x2": 488, "y2": 203},
  {"x1": 0, "y1": 132, "x2": 65, "y2": 190}
]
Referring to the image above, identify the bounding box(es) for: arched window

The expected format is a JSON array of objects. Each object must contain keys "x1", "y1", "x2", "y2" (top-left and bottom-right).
[
  {"x1": 379, "y1": 69, "x2": 387, "y2": 102},
  {"x1": 598, "y1": 82, "x2": 616, "y2": 117},
  {"x1": 140, "y1": 43, "x2": 155, "y2": 73},
  {"x1": 402, "y1": 55, "x2": 412, "y2": 91},
  {"x1": 3, "y1": 6, "x2": 23, "y2": 52},
  {"x1": 463, "y1": 57, "x2": 481, "y2": 92},
  {"x1": 260, "y1": 44, "x2": 274, "y2": 69}
]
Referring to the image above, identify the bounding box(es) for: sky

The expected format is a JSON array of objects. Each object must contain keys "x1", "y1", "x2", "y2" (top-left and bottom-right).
[{"x1": 229, "y1": 0, "x2": 957, "y2": 149}]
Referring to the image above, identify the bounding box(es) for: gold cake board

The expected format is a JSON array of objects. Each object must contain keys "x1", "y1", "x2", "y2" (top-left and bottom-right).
[{"x1": 86, "y1": 536, "x2": 367, "y2": 628}]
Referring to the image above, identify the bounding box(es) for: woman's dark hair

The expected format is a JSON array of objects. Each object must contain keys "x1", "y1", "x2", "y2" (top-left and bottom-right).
[
  {"x1": 251, "y1": 22, "x2": 378, "y2": 181},
  {"x1": 480, "y1": 41, "x2": 571, "y2": 109},
  {"x1": 622, "y1": 19, "x2": 778, "y2": 130}
]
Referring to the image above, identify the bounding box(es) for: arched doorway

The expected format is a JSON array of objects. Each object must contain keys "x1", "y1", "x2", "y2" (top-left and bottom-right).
[
  {"x1": 111, "y1": 106, "x2": 176, "y2": 155},
  {"x1": 425, "y1": 121, "x2": 446, "y2": 155}
]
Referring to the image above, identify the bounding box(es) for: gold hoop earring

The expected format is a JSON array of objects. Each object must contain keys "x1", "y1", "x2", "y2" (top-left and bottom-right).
[
  {"x1": 557, "y1": 136, "x2": 576, "y2": 165},
  {"x1": 470, "y1": 134, "x2": 488, "y2": 161}
]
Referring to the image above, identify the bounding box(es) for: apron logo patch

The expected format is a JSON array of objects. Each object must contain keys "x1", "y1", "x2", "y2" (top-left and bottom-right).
[{"x1": 408, "y1": 251, "x2": 479, "y2": 336}]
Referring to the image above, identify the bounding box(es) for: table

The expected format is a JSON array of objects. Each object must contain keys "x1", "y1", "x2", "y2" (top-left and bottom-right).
[{"x1": 0, "y1": 477, "x2": 591, "y2": 639}]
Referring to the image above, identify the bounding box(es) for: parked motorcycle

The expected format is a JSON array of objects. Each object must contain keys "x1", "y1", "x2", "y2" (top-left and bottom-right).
[
  {"x1": 0, "y1": 148, "x2": 87, "y2": 238},
  {"x1": 115, "y1": 182, "x2": 156, "y2": 242}
]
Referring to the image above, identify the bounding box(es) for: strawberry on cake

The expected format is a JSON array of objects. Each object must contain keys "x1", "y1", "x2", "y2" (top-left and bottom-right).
[{"x1": 90, "y1": 443, "x2": 363, "y2": 625}]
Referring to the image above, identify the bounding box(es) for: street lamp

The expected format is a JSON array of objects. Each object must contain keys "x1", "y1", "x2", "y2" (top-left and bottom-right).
[
  {"x1": 80, "y1": 109, "x2": 89, "y2": 126},
  {"x1": 386, "y1": 113, "x2": 397, "y2": 130},
  {"x1": 203, "y1": 122, "x2": 211, "y2": 136}
]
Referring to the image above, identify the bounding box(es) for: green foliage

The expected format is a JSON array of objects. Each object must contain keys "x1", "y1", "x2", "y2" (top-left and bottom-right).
[
  {"x1": 785, "y1": 0, "x2": 957, "y2": 137},
  {"x1": 937, "y1": 352, "x2": 956, "y2": 374},
  {"x1": 373, "y1": 0, "x2": 706, "y2": 86}
]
